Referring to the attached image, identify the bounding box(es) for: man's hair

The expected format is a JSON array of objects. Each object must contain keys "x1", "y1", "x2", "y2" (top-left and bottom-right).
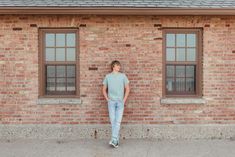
[{"x1": 111, "y1": 60, "x2": 121, "y2": 70}]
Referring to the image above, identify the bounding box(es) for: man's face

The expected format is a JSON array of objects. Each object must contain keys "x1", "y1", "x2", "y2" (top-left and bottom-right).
[{"x1": 113, "y1": 64, "x2": 121, "y2": 72}]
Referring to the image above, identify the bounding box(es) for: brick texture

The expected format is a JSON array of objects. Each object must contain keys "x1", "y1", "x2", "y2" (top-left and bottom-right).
[{"x1": 0, "y1": 15, "x2": 235, "y2": 124}]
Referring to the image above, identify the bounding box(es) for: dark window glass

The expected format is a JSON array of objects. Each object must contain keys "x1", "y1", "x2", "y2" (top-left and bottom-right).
[
  {"x1": 43, "y1": 31, "x2": 77, "y2": 95},
  {"x1": 165, "y1": 30, "x2": 199, "y2": 95}
]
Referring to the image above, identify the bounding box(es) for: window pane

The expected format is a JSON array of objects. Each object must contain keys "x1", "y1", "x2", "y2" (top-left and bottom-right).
[
  {"x1": 187, "y1": 34, "x2": 196, "y2": 47},
  {"x1": 67, "y1": 48, "x2": 76, "y2": 61},
  {"x1": 176, "y1": 48, "x2": 185, "y2": 61},
  {"x1": 176, "y1": 66, "x2": 185, "y2": 77},
  {"x1": 67, "y1": 66, "x2": 75, "y2": 77},
  {"x1": 56, "y1": 48, "x2": 65, "y2": 61},
  {"x1": 167, "y1": 65, "x2": 174, "y2": 77},
  {"x1": 187, "y1": 48, "x2": 196, "y2": 61},
  {"x1": 56, "y1": 66, "x2": 66, "y2": 77},
  {"x1": 45, "y1": 48, "x2": 55, "y2": 61},
  {"x1": 56, "y1": 34, "x2": 65, "y2": 47},
  {"x1": 67, "y1": 33, "x2": 75, "y2": 47},
  {"x1": 56, "y1": 78, "x2": 66, "y2": 91},
  {"x1": 166, "y1": 48, "x2": 175, "y2": 61},
  {"x1": 47, "y1": 66, "x2": 55, "y2": 77},
  {"x1": 186, "y1": 78, "x2": 195, "y2": 92},
  {"x1": 176, "y1": 78, "x2": 185, "y2": 92},
  {"x1": 45, "y1": 33, "x2": 55, "y2": 47},
  {"x1": 166, "y1": 34, "x2": 175, "y2": 47},
  {"x1": 166, "y1": 78, "x2": 174, "y2": 92},
  {"x1": 176, "y1": 34, "x2": 185, "y2": 47},
  {"x1": 186, "y1": 66, "x2": 195, "y2": 77},
  {"x1": 46, "y1": 78, "x2": 55, "y2": 91},
  {"x1": 67, "y1": 78, "x2": 75, "y2": 91}
]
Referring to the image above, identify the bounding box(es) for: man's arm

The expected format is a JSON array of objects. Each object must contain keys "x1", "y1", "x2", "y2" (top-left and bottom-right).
[
  {"x1": 102, "y1": 85, "x2": 109, "y2": 101},
  {"x1": 123, "y1": 84, "x2": 130, "y2": 104}
]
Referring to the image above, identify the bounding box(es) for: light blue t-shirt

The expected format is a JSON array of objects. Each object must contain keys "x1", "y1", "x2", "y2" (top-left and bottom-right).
[{"x1": 103, "y1": 72, "x2": 129, "y2": 101}]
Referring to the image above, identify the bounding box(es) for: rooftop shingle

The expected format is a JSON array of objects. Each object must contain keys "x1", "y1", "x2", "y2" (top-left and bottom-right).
[{"x1": 0, "y1": 0, "x2": 235, "y2": 8}]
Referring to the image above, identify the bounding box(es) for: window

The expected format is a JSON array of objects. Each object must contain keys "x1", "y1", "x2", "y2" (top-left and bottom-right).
[
  {"x1": 39, "y1": 29, "x2": 79, "y2": 97},
  {"x1": 163, "y1": 29, "x2": 202, "y2": 97}
]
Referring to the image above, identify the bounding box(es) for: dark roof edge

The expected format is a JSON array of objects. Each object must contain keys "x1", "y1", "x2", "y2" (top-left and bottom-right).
[{"x1": 1, "y1": 7, "x2": 235, "y2": 15}]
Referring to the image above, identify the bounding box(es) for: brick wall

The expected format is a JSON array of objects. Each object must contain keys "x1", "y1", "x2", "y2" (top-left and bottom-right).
[{"x1": 0, "y1": 15, "x2": 235, "y2": 125}]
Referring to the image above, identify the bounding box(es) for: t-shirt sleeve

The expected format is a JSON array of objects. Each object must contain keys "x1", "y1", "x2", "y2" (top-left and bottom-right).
[
  {"x1": 102, "y1": 75, "x2": 108, "y2": 86},
  {"x1": 123, "y1": 74, "x2": 130, "y2": 86}
]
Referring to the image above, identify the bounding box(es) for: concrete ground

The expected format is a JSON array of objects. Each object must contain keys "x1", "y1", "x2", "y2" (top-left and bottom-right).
[{"x1": 0, "y1": 138, "x2": 235, "y2": 157}]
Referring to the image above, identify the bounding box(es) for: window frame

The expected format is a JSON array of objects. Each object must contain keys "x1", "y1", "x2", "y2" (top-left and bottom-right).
[
  {"x1": 38, "y1": 28, "x2": 80, "y2": 98},
  {"x1": 162, "y1": 28, "x2": 203, "y2": 98}
]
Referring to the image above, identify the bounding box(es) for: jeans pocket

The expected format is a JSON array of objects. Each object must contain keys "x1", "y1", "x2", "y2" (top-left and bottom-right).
[
  {"x1": 118, "y1": 100, "x2": 124, "y2": 107},
  {"x1": 121, "y1": 100, "x2": 124, "y2": 105},
  {"x1": 108, "y1": 99, "x2": 112, "y2": 104}
]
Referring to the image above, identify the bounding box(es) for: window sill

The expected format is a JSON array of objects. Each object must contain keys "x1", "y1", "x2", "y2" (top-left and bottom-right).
[
  {"x1": 37, "y1": 98, "x2": 82, "y2": 105},
  {"x1": 160, "y1": 97, "x2": 206, "y2": 105}
]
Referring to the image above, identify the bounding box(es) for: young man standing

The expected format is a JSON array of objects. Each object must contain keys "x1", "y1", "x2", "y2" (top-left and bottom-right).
[{"x1": 102, "y1": 60, "x2": 130, "y2": 148}]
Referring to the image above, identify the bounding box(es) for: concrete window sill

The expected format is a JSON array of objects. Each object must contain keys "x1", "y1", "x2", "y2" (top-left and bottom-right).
[
  {"x1": 37, "y1": 98, "x2": 82, "y2": 105},
  {"x1": 160, "y1": 98, "x2": 206, "y2": 105}
]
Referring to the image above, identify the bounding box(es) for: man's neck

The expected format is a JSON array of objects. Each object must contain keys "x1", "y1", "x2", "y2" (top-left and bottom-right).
[{"x1": 112, "y1": 70, "x2": 119, "y2": 74}]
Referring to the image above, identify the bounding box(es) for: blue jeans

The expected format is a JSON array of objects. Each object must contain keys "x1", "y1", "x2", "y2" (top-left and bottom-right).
[{"x1": 108, "y1": 99, "x2": 124, "y2": 143}]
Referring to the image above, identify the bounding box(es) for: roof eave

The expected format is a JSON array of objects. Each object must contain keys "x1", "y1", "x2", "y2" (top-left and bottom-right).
[{"x1": 0, "y1": 7, "x2": 235, "y2": 15}]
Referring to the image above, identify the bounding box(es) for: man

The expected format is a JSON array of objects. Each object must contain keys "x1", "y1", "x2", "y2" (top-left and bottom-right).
[{"x1": 102, "y1": 60, "x2": 130, "y2": 148}]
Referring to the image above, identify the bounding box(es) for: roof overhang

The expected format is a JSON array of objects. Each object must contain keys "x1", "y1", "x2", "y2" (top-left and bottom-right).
[{"x1": 0, "y1": 7, "x2": 235, "y2": 15}]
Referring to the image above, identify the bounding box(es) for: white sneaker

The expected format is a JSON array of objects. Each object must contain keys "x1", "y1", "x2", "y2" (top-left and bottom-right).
[{"x1": 110, "y1": 140, "x2": 119, "y2": 148}]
